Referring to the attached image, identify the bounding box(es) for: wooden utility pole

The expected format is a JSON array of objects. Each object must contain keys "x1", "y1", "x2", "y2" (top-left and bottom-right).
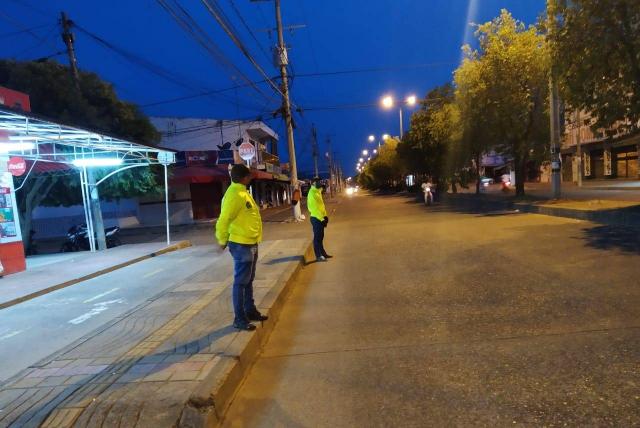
[
  {"x1": 60, "y1": 12, "x2": 80, "y2": 90},
  {"x1": 273, "y1": 0, "x2": 301, "y2": 218}
]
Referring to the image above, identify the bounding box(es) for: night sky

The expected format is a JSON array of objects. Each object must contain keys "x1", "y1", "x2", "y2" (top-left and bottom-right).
[{"x1": 1, "y1": 0, "x2": 544, "y2": 176}]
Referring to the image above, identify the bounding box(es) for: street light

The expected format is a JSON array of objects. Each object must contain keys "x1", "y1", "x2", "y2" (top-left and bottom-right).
[
  {"x1": 368, "y1": 135, "x2": 375, "y2": 143},
  {"x1": 381, "y1": 94, "x2": 418, "y2": 138},
  {"x1": 362, "y1": 149, "x2": 369, "y2": 156},
  {"x1": 382, "y1": 134, "x2": 390, "y2": 140},
  {"x1": 359, "y1": 157, "x2": 364, "y2": 163},
  {"x1": 373, "y1": 149, "x2": 378, "y2": 154}
]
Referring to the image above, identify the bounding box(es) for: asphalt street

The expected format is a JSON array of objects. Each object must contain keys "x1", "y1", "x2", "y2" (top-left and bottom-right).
[{"x1": 223, "y1": 192, "x2": 640, "y2": 427}]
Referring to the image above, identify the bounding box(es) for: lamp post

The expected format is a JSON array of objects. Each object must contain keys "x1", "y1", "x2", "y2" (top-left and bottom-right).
[{"x1": 381, "y1": 95, "x2": 417, "y2": 138}]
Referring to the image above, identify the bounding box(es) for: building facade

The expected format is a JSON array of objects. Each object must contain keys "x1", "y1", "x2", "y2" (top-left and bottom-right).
[
  {"x1": 561, "y1": 111, "x2": 640, "y2": 182},
  {"x1": 148, "y1": 117, "x2": 290, "y2": 223}
]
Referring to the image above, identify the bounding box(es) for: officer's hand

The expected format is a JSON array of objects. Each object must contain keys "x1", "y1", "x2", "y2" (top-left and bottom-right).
[
  {"x1": 218, "y1": 243, "x2": 227, "y2": 252},
  {"x1": 323, "y1": 216, "x2": 329, "y2": 227}
]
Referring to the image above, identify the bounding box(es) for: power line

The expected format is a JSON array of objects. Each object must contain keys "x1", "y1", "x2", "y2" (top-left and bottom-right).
[
  {"x1": 155, "y1": 0, "x2": 276, "y2": 105},
  {"x1": 228, "y1": 0, "x2": 272, "y2": 65},
  {"x1": 141, "y1": 61, "x2": 454, "y2": 108},
  {"x1": 0, "y1": 24, "x2": 53, "y2": 39},
  {"x1": 199, "y1": 0, "x2": 286, "y2": 101},
  {"x1": 74, "y1": 23, "x2": 267, "y2": 112}
]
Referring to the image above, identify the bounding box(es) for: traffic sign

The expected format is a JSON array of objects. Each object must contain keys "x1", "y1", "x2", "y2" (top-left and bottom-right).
[{"x1": 238, "y1": 142, "x2": 256, "y2": 161}]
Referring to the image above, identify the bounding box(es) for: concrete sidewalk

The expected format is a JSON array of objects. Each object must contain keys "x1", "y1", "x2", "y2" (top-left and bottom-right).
[
  {"x1": 0, "y1": 242, "x2": 190, "y2": 309},
  {"x1": 0, "y1": 238, "x2": 313, "y2": 427}
]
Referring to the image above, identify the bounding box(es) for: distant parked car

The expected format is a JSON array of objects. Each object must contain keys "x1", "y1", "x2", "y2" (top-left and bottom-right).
[{"x1": 480, "y1": 176, "x2": 494, "y2": 186}]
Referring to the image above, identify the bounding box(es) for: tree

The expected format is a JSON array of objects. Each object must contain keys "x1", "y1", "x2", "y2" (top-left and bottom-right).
[
  {"x1": 0, "y1": 60, "x2": 161, "y2": 251},
  {"x1": 358, "y1": 137, "x2": 405, "y2": 190},
  {"x1": 397, "y1": 84, "x2": 465, "y2": 195},
  {"x1": 552, "y1": 0, "x2": 640, "y2": 132},
  {"x1": 454, "y1": 10, "x2": 550, "y2": 196},
  {"x1": 454, "y1": 52, "x2": 494, "y2": 194}
]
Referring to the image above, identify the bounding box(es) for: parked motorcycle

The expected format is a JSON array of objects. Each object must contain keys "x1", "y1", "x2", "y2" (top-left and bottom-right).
[{"x1": 61, "y1": 224, "x2": 122, "y2": 252}]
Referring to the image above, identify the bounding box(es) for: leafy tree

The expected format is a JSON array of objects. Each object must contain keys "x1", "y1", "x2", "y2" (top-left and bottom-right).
[
  {"x1": 0, "y1": 60, "x2": 160, "y2": 251},
  {"x1": 454, "y1": 52, "x2": 494, "y2": 194},
  {"x1": 455, "y1": 10, "x2": 550, "y2": 196},
  {"x1": 397, "y1": 84, "x2": 467, "y2": 196},
  {"x1": 552, "y1": 0, "x2": 640, "y2": 132},
  {"x1": 358, "y1": 137, "x2": 405, "y2": 190}
]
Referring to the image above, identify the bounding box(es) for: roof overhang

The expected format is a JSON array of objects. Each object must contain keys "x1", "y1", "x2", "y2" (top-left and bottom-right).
[{"x1": 0, "y1": 107, "x2": 174, "y2": 167}]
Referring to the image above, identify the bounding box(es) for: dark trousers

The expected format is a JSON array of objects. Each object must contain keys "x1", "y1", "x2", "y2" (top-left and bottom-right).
[
  {"x1": 228, "y1": 242, "x2": 258, "y2": 324},
  {"x1": 311, "y1": 217, "x2": 327, "y2": 259}
]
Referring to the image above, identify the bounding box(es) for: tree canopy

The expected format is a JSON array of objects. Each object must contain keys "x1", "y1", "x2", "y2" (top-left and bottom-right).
[
  {"x1": 0, "y1": 60, "x2": 161, "y2": 248},
  {"x1": 552, "y1": 0, "x2": 640, "y2": 132},
  {"x1": 455, "y1": 10, "x2": 550, "y2": 195}
]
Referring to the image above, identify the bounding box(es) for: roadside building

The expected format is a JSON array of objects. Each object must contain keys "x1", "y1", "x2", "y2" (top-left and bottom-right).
[
  {"x1": 562, "y1": 111, "x2": 639, "y2": 182},
  {"x1": 148, "y1": 117, "x2": 290, "y2": 223}
]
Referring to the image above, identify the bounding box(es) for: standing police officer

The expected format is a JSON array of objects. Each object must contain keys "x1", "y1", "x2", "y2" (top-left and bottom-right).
[
  {"x1": 307, "y1": 178, "x2": 332, "y2": 262},
  {"x1": 216, "y1": 164, "x2": 268, "y2": 331}
]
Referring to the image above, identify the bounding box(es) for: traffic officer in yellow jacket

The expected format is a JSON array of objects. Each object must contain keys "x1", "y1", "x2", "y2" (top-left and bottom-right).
[
  {"x1": 216, "y1": 164, "x2": 268, "y2": 331},
  {"x1": 308, "y1": 178, "x2": 332, "y2": 262}
]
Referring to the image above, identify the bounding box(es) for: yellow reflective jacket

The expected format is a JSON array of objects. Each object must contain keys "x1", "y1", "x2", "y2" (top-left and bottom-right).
[
  {"x1": 216, "y1": 182, "x2": 263, "y2": 246},
  {"x1": 307, "y1": 186, "x2": 327, "y2": 220}
]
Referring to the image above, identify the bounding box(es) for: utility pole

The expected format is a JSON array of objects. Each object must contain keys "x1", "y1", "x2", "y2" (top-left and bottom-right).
[
  {"x1": 548, "y1": 0, "x2": 562, "y2": 199},
  {"x1": 325, "y1": 137, "x2": 334, "y2": 197},
  {"x1": 60, "y1": 12, "x2": 80, "y2": 90},
  {"x1": 61, "y1": 12, "x2": 107, "y2": 250},
  {"x1": 311, "y1": 124, "x2": 319, "y2": 178},
  {"x1": 274, "y1": 0, "x2": 300, "y2": 219}
]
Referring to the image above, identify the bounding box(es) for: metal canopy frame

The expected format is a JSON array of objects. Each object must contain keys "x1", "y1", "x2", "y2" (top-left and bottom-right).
[{"x1": 0, "y1": 107, "x2": 175, "y2": 252}]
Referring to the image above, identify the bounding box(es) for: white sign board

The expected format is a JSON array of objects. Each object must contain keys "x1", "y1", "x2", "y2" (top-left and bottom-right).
[{"x1": 238, "y1": 142, "x2": 256, "y2": 161}]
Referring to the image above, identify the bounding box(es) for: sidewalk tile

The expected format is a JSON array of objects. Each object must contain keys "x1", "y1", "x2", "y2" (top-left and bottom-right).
[
  {"x1": 38, "y1": 376, "x2": 70, "y2": 387},
  {"x1": 170, "y1": 371, "x2": 200, "y2": 381}
]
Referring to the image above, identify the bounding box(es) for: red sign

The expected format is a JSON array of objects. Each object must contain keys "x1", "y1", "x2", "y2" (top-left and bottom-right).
[
  {"x1": 238, "y1": 142, "x2": 256, "y2": 161},
  {"x1": 7, "y1": 157, "x2": 26, "y2": 177}
]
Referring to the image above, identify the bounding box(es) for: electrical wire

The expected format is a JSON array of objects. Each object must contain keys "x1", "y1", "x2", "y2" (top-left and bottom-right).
[
  {"x1": 199, "y1": 0, "x2": 286, "y2": 101},
  {"x1": 228, "y1": 0, "x2": 272, "y2": 65},
  {"x1": 155, "y1": 0, "x2": 275, "y2": 105},
  {"x1": 74, "y1": 23, "x2": 267, "y2": 112}
]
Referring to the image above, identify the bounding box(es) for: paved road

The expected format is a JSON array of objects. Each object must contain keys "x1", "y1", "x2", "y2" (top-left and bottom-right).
[{"x1": 224, "y1": 192, "x2": 640, "y2": 426}]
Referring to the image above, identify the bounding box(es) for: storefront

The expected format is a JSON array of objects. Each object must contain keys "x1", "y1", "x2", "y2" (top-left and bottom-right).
[{"x1": 0, "y1": 107, "x2": 175, "y2": 274}]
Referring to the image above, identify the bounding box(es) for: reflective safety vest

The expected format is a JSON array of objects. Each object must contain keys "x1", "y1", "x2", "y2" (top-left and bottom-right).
[
  {"x1": 215, "y1": 182, "x2": 263, "y2": 245},
  {"x1": 307, "y1": 186, "x2": 327, "y2": 220}
]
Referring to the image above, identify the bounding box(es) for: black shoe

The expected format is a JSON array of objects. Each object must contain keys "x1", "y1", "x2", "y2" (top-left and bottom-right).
[
  {"x1": 233, "y1": 321, "x2": 256, "y2": 331},
  {"x1": 323, "y1": 254, "x2": 333, "y2": 259},
  {"x1": 247, "y1": 310, "x2": 269, "y2": 322}
]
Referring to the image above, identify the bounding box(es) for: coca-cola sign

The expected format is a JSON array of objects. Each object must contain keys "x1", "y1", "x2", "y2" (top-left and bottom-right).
[{"x1": 7, "y1": 157, "x2": 26, "y2": 177}]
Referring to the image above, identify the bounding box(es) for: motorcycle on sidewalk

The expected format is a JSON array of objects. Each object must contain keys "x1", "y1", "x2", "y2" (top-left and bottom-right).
[{"x1": 61, "y1": 224, "x2": 122, "y2": 252}]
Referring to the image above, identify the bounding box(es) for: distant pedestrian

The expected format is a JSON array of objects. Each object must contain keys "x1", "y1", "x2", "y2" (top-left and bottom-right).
[
  {"x1": 216, "y1": 164, "x2": 268, "y2": 331},
  {"x1": 308, "y1": 178, "x2": 332, "y2": 262}
]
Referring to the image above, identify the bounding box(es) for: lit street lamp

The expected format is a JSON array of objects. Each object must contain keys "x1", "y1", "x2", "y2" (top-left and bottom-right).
[
  {"x1": 381, "y1": 94, "x2": 417, "y2": 138},
  {"x1": 362, "y1": 149, "x2": 369, "y2": 156},
  {"x1": 359, "y1": 157, "x2": 364, "y2": 163},
  {"x1": 368, "y1": 135, "x2": 375, "y2": 143}
]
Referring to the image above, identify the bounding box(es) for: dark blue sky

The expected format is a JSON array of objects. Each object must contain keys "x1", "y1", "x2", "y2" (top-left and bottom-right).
[{"x1": 2, "y1": 0, "x2": 544, "y2": 175}]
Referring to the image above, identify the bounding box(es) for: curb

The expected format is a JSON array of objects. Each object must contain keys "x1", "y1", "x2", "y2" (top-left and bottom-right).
[
  {"x1": 0, "y1": 240, "x2": 192, "y2": 310},
  {"x1": 444, "y1": 196, "x2": 640, "y2": 228},
  {"x1": 178, "y1": 241, "x2": 315, "y2": 427}
]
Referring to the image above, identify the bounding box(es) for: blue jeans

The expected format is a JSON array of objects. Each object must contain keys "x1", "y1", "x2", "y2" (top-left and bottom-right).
[
  {"x1": 311, "y1": 217, "x2": 327, "y2": 259},
  {"x1": 228, "y1": 242, "x2": 258, "y2": 324}
]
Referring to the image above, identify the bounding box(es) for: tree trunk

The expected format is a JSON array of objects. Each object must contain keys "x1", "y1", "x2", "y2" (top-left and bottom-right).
[
  {"x1": 19, "y1": 176, "x2": 57, "y2": 254},
  {"x1": 475, "y1": 153, "x2": 481, "y2": 195},
  {"x1": 515, "y1": 157, "x2": 526, "y2": 197}
]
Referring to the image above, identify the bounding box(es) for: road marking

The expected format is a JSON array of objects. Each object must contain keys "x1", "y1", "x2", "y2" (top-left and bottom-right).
[
  {"x1": 0, "y1": 330, "x2": 24, "y2": 341},
  {"x1": 143, "y1": 268, "x2": 164, "y2": 279},
  {"x1": 68, "y1": 299, "x2": 124, "y2": 325},
  {"x1": 83, "y1": 288, "x2": 120, "y2": 303}
]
